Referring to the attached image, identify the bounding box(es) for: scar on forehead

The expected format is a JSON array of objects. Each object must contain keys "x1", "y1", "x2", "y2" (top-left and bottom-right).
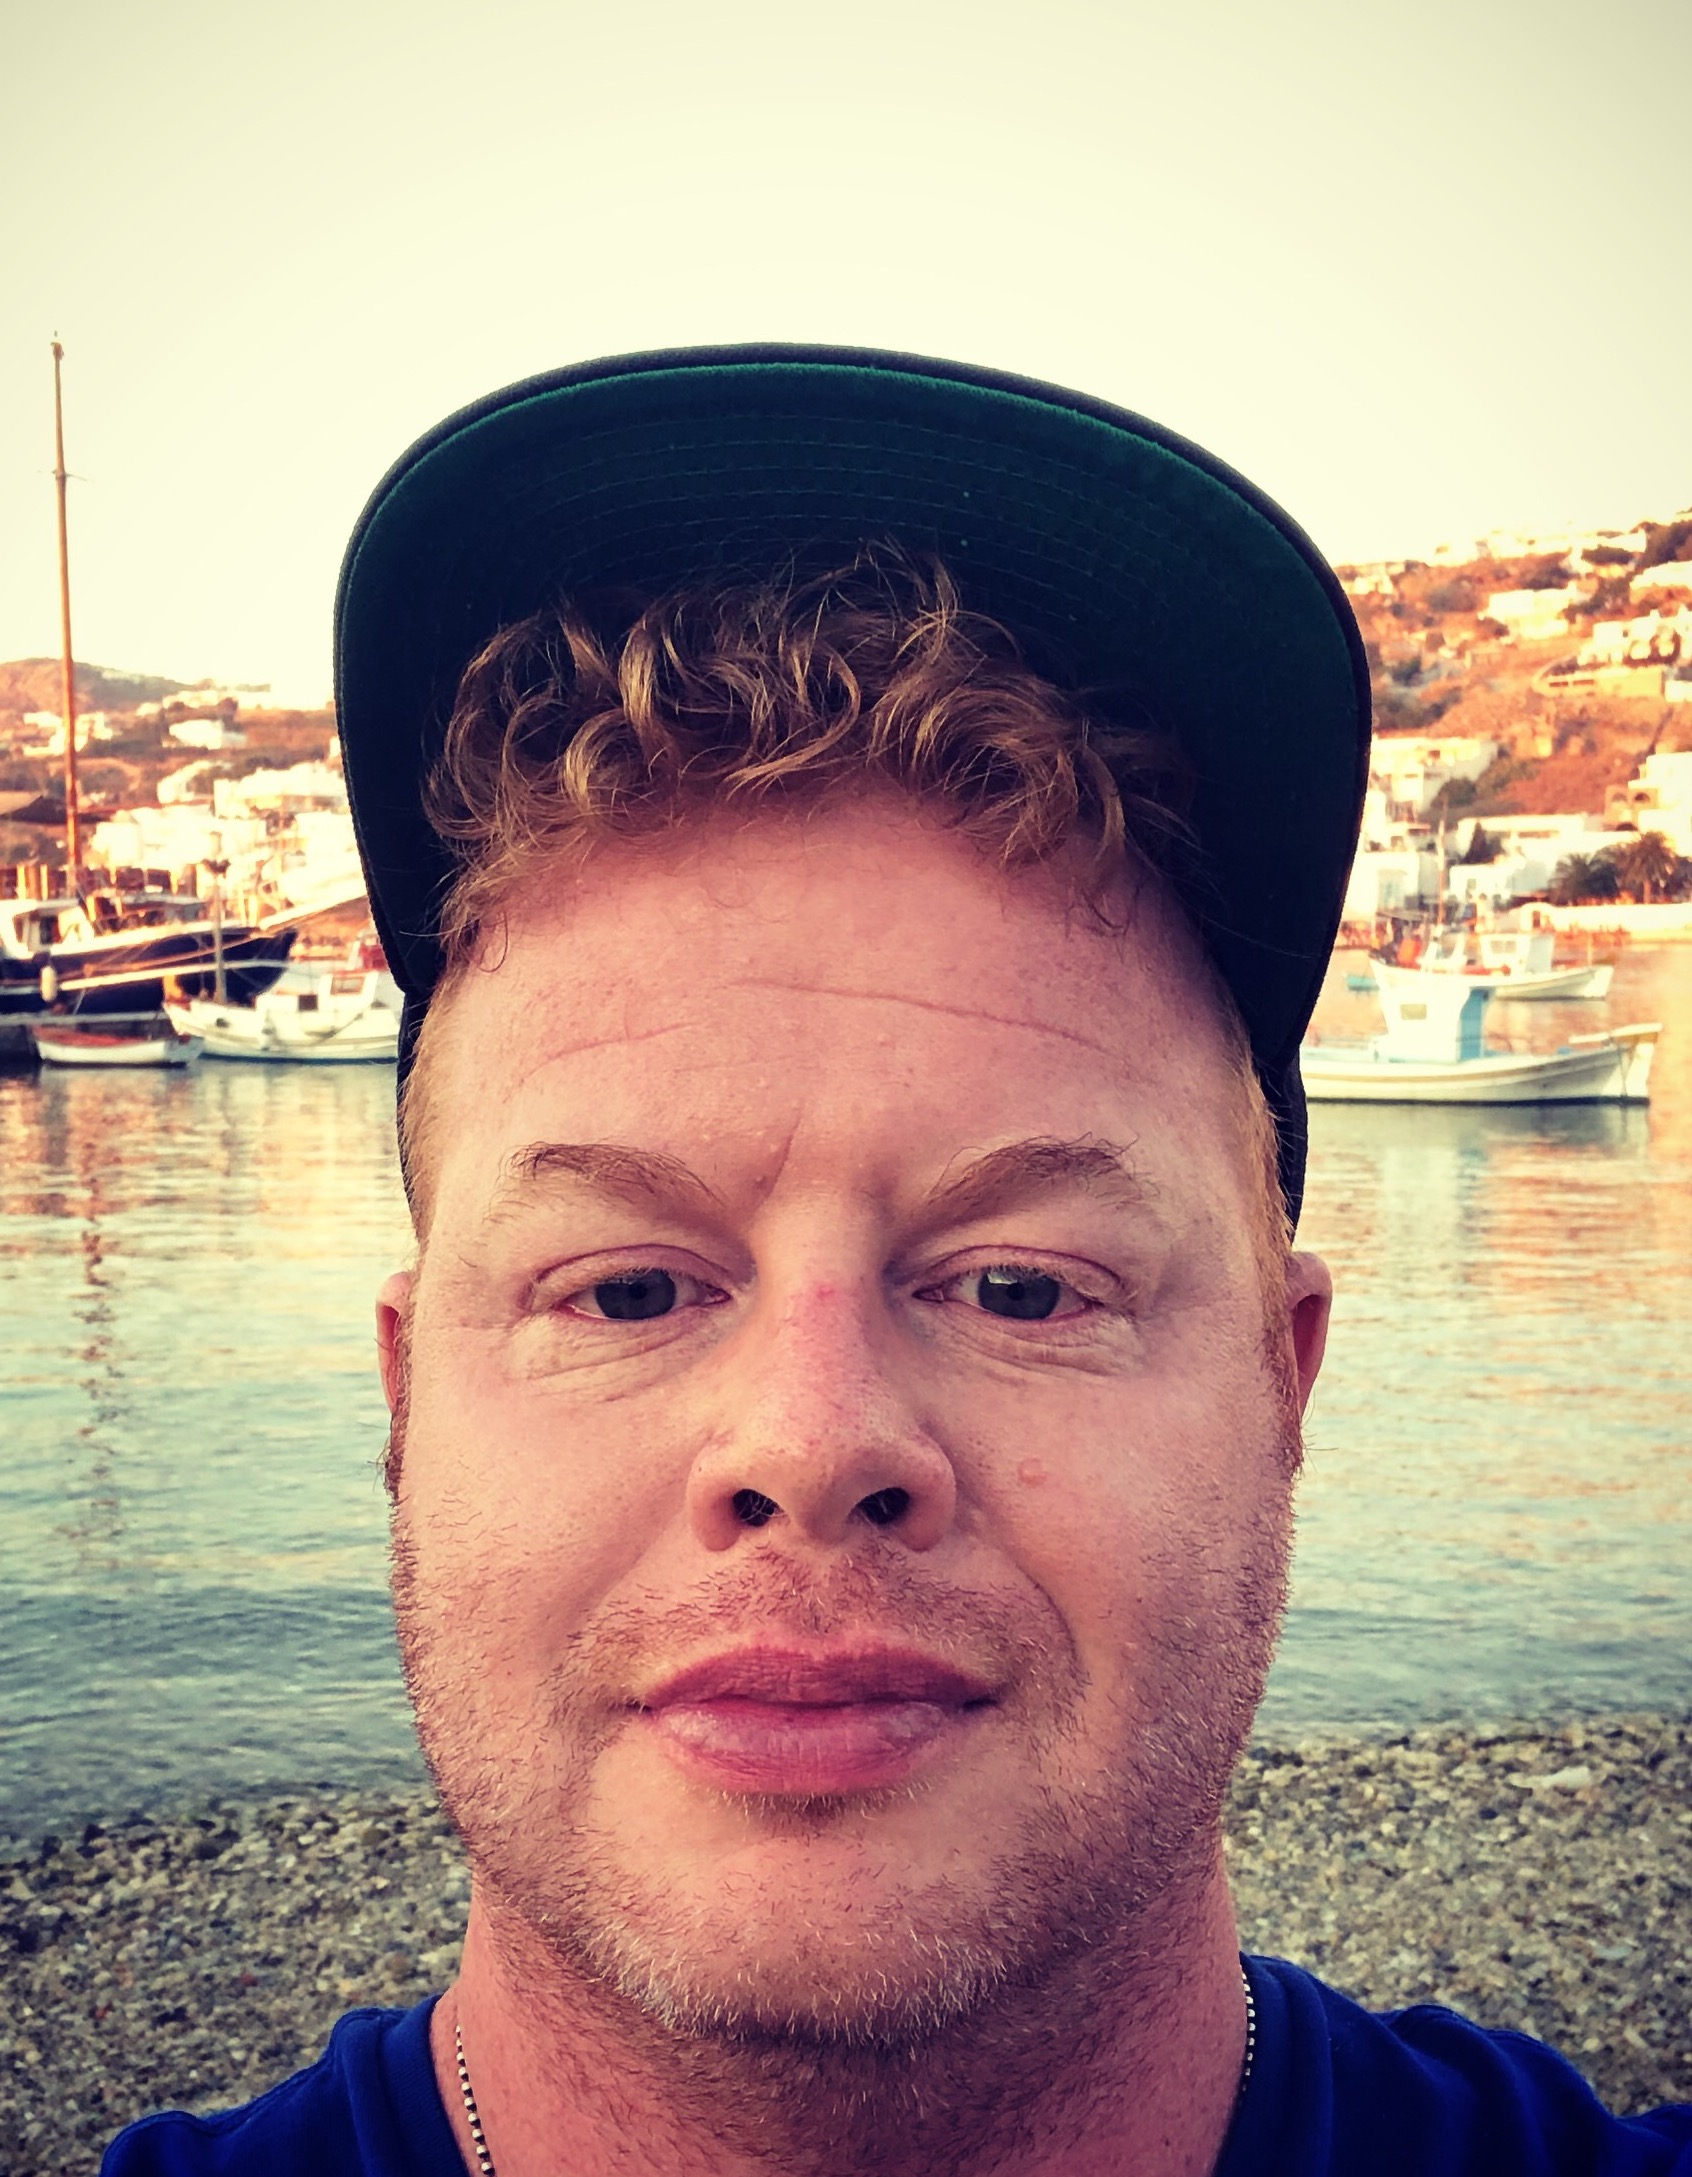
[{"x1": 730, "y1": 976, "x2": 1121, "y2": 1057}]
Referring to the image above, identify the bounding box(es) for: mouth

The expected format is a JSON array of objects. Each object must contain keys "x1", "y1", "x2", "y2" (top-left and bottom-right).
[{"x1": 636, "y1": 1644, "x2": 1001, "y2": 1797}]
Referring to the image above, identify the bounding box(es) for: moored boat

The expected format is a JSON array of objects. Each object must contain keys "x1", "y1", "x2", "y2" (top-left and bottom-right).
[
  {"x1": 1303, "y1": 973, "x2": 1658, "y2": 1105},
  {"x1": 0, "y1": 891, "x2": 296, "y2": 1028},
  {"x1": 1375, "y1": 920, "x2": 1614, "y2": 1001},
  {"x1": 167, "y1": 948, "x2": 400, "y2": 1062},
  {"x1": 31, "y1": 1015, "x2": 203, "y2": 1068}
]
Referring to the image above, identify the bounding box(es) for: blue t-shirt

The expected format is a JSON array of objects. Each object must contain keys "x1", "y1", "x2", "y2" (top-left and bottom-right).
[{"x1": 103, "y1": 1955, "x2": 1692, "y2": 2175}]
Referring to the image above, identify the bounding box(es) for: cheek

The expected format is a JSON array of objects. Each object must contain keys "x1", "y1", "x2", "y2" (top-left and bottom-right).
[
  {"x1": 953, "y1": 1333, "x2": 1291, "y2": 1670},
  {"x1": 396, "y1": 1328, "x2": 699, "y2": 1653}
]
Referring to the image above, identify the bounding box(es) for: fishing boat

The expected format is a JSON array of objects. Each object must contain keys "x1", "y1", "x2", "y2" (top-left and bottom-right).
[
  {"x1": 32, "y1": 1015, "x2": 203, "y2": 1069},
  {"x1": 1373, "y1": 921, "x2": 1613, "y2": 1001},
  {"x1": 167, "y1": 945, "x2": 401, "y2": 1062},
  {"x1": 1302, "y1": 973, "x2": 1658, "y2": 1105}
]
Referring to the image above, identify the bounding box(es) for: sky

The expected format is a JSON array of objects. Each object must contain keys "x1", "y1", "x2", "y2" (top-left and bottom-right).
[{"x1": 3, "y1": 0, "x2": 1689, "y2": 704}]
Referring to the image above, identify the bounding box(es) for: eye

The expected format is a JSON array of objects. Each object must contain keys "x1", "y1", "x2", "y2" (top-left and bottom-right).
[
  {"x1": 561, "y1": 1269, "x2": 723, "y2": 1321},
  {"x1": 940, "y1": 1265, "x2": 1088, "y2": 1322}
]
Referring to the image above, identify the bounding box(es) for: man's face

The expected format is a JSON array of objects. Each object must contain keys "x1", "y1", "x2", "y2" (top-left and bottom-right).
[{"x1": 381, "y1": 797, "x2": 1329, "y2": 2041}]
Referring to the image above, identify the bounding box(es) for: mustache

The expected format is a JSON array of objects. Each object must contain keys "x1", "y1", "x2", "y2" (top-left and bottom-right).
[{"x1": 546, "y1": 1551, "x2": 1080, "y2": 1713}]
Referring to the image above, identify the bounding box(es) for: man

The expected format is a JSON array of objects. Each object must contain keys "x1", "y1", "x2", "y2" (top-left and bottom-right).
[{"x1": 105, "y1": 349, "x2": 1691, "y2": 2175}]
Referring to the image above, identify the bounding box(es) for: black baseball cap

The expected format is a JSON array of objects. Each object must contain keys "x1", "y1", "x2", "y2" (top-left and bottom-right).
[{"x1": 334, "y1": 344, "x2": 1371, "y2": 1225}]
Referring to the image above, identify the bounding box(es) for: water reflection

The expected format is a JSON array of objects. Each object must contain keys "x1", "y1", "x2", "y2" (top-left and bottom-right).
[
  {"x1": 1269, "y1": 942, "x2": 1692, "y2": 1729},
  {"x1": 59, "y1": 1141, "x2": 129, "y2": 1572}
]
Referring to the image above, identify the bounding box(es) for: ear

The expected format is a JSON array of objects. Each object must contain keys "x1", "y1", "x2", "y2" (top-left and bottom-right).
[
  {"x1": 376, "y1": 1270, "x2": 415, "y2": 1416},
  {"x1": 1284, "y1": 1250, "x2": 1332, "y2": 1414}
]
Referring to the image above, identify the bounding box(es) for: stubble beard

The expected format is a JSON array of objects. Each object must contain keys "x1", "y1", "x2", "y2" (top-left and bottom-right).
[{"x1": 385, "y1": 1404, "x2": 1298, "y2": 2173}]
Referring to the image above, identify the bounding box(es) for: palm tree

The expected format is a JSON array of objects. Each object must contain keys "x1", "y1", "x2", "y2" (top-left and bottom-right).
[
  {"x1": 1549, "y1": 852, "x2": 1611, "y2": 905},
  {"x1": 1614, "y1": 829, "x2": 1680, "y2": 904}
]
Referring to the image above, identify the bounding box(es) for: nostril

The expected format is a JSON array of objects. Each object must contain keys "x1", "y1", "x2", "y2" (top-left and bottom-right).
[
  {"x1": 732, "y1": 1488, "x2": 779, "y2": 1528},
  {"x1": 856, "y1": 1487, "x2": 910, "y2": 1527}
]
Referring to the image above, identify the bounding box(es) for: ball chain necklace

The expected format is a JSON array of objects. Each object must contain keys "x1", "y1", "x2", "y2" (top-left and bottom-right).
[
  {"x1": 455, "y1": 1968, "x2": 1257, "y2": 2177},
  {"x1": 454, "y1": 2021, "x2": 496, "y2": 2177}
]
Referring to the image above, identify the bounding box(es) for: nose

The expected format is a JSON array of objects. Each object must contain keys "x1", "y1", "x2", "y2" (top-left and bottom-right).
[{"x1": 687, "y1": 1282, "x2": 957, "y2": 1554}]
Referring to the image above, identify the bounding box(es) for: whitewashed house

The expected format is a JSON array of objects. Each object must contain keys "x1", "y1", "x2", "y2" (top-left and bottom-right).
[
  {"x1": 1344, "y1": 847, "x2": 1440, "y2": 920},
  {"x1": 1577, "y1": 608, "x2": 1690, "y2": 667},
  {"x1": 212, "y1": 760, "x2": 347, "y2": 820},
  {"x1": 156, "y1": 760, "x2": 220, "y2": 805},
  {"x1": 1365, "y1": 735, "x2": 1499, "y2": 831},
  {"x1": 1483, "y1": 587, "x2": 1582, "y2": 641},
  {"x1": 168, "y1": 717, "x2": 247, "y2": 751},
  {"x1": 1632, "y1": 563, "x2": 1692, "y2": 602},
  {"x1": 1620, "y1": 751, "x2": 1692, "y2": 855}
]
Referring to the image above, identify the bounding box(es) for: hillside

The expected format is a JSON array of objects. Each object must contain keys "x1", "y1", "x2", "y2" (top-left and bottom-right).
[
  {"x1": 1339, "y1": 514, "x2": 1692, "y2": 823},
  {"x1": 0, "y1": 662, "x2": 334, "y2": 866},
  {"x1": 0, "y1": 660, "x2": 191, "y2": 717}
]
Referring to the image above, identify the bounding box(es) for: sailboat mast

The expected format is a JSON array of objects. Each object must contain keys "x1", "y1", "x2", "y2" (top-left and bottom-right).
[{"x1": 51, "y1": 338, "x2": 81, "y2": 877}]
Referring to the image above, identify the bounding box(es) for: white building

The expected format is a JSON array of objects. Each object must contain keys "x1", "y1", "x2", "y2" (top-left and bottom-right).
[
  {"x1": 86, "y1": 740, "x2": 359, "y2": 910},
  {"x1": 261, "y1": 807, "x2": 364, "y2": 909},
  {"x1": 1345, "y1": 809, "x2": 1642, "y2": 918},
  {"x1": 1364, "y1": 735, "x2": 1499, "y2": 833},
  {"x1": 18, "y1": 709, "x2": 119, "y2": 751},
  {"x1": 88, "y1": 804, "x2": 269, "y2": 881},
  {"x1": 1578, "y1": 607, "x2": 1690, "y2": 666},
  {"x1": 156, "y1": 760, "x2": 221, "y2": 805},
  {"x1": 169, "y1": 717, "x2": 248, "y2": 751},
  {"x1": 1619, "y1": 750, "x2": 1692, "y2": 855},
  {"x1": 1632, "y1": 563, "x2": 1692, "y2": 601},
  {"x1": 1344, "y1": 847, "x2": 1441, "y2": 919},
  {"x1": 212, "y1": 760, "x2": 347, "y2": 820},
  {"x1": 1483, "y1": 587, "x2": 1582, "y2": 641},
  {"x1": 1450, "y1": 815, "x2": 1638, "y2": 902}
]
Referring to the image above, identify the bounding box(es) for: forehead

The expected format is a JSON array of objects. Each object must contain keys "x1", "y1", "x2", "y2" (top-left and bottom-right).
[{"x1": 421, "y1": 799, "x2": 1242, "y2": 1222}]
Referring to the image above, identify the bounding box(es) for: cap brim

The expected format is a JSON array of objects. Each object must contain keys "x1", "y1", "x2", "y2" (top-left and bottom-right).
[{"x1": 337, "y1": 345, "x2": 1370, "y2": 1222}]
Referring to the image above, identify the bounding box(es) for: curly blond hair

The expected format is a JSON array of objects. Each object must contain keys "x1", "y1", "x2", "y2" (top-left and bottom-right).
[
  {"x1": 422, "y1": 549, "x2": 1202, "y2": 956},
  {"x1": 402, "y1": 549, "x2": 1283, "y2": 1267}
]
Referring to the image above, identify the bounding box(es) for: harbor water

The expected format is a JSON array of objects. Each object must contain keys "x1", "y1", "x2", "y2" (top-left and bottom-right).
[{"x1": 3, "y1": 945, "x2": 1690, "y2": 1842}]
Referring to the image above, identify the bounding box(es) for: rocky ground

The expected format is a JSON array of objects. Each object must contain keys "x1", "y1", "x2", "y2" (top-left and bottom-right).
[{"x1": 3, "y1": 1714, "x2": 1688, "y2": 2175}]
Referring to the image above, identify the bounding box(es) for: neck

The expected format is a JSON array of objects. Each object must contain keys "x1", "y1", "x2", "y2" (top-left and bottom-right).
[{"x1": 432, "y1": 1862, "x2": 1248, "y2": 2177}]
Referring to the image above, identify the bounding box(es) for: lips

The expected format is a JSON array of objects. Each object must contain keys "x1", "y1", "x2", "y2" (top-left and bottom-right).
[{"x1": 637, "y1": 1645, "x2": 999, "y2": 1796}]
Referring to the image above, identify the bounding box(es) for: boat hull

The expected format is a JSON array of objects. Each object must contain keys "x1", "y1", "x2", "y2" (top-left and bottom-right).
[
  {"x1": 1372, "y1": 959, "x2": 1614, "y2": 1002},
  {"x1": 167, "y1": 979, "x2": 400, "y2": 1063},
  {"x1": 32, "y1": 1021, "x2": 202, "y2": 1069},
  {"x1": 1485, "y1": 963, "x2": 1614, "y2": 1001},
  {"x1": 0, "y1": 925, "x2": 297, "y2": 1020},
  {"x1": 1302, "y1": 1026, "x2": 1657, "y2": 1105}
]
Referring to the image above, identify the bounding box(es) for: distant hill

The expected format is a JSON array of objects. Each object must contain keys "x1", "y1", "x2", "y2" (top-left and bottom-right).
[
  {"x1": 0, "y1": 659, "x2": 189, "y2": 715},
  {"x1": 1337, "y1": 514, "x2": 1692, "y2": 821}
]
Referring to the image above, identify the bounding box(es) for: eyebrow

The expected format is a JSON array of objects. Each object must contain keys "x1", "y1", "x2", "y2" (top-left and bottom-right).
[
  {"x1": 914, "y1": 1138, "x2": 1151, "y2": 1228},
  {"x1": 487, "y1": 1141, "x2": 722, "y2": 1221},
  {"x1": 484, "y1": 1135, "x2": 1147, "y2": 1229}
]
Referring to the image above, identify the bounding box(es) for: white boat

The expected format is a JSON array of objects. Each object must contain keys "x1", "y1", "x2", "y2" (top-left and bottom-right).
[
  {"x1": 32, "y1": 1016, "x2": 203, "y2": 1068},
  {"x1": 1375, "y1": 922, "x2": 1613, "y2": 1001},
  {"x1": 167, "y1": 958, "x2": 401, "y2": 1062},
  {"x1": 1303, "y1": 973, "x2": 1658, "y2": 1104}
]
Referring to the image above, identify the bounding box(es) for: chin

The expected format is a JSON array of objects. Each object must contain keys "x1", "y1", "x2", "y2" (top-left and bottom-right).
[
  {"x1": 468, "y1": 1753, "x2": 1156, "y2": 2055},
  {"x1": 550, "y1": 1866, "x2": 1030, "y2": 2046}
]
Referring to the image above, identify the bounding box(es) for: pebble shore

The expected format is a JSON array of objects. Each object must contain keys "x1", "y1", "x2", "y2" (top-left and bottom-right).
[{"x1": 3, "y1": 1714, "x2": 1688, "y2": 2176}]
